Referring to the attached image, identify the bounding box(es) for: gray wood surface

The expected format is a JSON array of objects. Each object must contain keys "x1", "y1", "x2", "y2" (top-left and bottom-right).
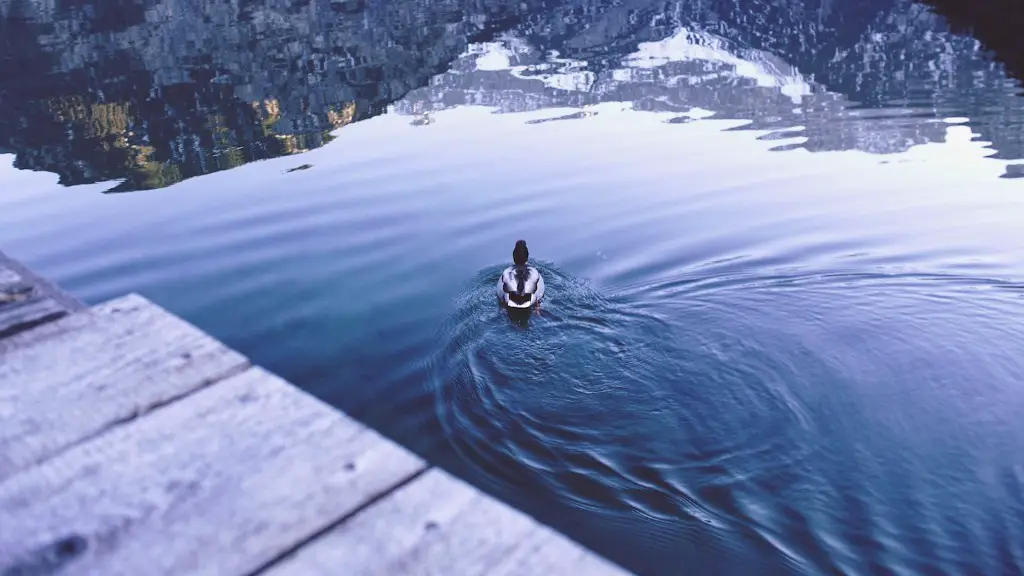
[
  {"x1": 265, "y1": 467, "x2": 631, "y2": 576},
  {"x1": 0, "y1": 293, "x2": 249, "y2": 481},
  {"x1": 0, "y1": 264, "x2": 68, "y2": 338},
  {"x1": 0, "y1": 250, "x2": 85, "y2": 311},
  {"x1": 487, "y1": 519, "x2": 633, "y2": 576},
  {"x1": 0, "y1": 366, "x2": 427, "y2": 576},
  {"x1": 0, "y1": 257, "x2": 633, "y2": 576}
]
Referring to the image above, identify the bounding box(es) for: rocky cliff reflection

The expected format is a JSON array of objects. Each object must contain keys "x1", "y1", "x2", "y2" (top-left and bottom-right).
[{"x1": 0, "y1": 0, "x2": 1021, "y2": 192}]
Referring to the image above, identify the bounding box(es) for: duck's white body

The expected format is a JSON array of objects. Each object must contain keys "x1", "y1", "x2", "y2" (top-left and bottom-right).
[{"x1": 497, "y1": 265, "x2": 545, "y2": 308}]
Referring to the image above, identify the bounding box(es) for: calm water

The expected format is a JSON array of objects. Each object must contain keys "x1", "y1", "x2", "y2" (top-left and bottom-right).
[{"x1": 2, "y1": 0, "x2": 1024, "y2": 574}]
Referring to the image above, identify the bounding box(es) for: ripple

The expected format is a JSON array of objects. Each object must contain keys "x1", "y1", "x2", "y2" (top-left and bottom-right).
[
  {"x1": 427, "y1": 257, "x2": 1024, "y2": 574},
  {"x1": 431, "y1": 262, "x2": 828, "y2": 546}
]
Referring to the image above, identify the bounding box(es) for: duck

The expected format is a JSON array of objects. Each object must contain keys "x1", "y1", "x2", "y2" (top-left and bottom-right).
[{"x1": 497, "y1": 240, "x2": 545, "y2": 309}]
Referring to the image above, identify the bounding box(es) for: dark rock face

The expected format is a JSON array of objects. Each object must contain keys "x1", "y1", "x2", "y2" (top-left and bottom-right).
[
  {"x1": 0, "y1": 0, "x2": 1020, "y2": 191},
  {"x1": 922, "y1": 0, "x2": 1024, "y2": 84}
]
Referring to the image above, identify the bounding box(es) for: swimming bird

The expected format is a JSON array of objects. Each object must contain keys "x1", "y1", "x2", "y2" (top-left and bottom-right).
[{"x1": 497, "y1": 240, "x2": 545, "y2": 309}]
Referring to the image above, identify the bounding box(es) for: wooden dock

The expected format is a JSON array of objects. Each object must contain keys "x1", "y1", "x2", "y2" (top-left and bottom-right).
[{"x1": 0, "y1": 250, "x2": 632, "y2": 576}]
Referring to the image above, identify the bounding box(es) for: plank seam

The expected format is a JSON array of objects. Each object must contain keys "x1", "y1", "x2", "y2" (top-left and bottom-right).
[
  {"x1": 99, "y1": 360, "x2": 254, "y2": 428},
  {"x1": 8, "y1": 361, "x2": 253, "y2": 478},
  {"x1": 0, "y1": 309, "x2": 68, "y2": 340},
  {"x1": 247, "y1": 465, "x2": 433, "y2": 576}
]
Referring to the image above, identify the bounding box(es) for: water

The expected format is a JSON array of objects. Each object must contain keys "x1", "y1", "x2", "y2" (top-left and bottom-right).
[{"x1": 2, "y1": 0, "x2": 1024, "y2": 574}]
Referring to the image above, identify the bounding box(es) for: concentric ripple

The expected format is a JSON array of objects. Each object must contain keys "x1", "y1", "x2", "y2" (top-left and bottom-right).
[
  {"x1": 430, "y1": 263, "x2": 831, "y2": 560},
  {"x1": 430, "y1": 259, "x2": 1024, "y2": 575}
]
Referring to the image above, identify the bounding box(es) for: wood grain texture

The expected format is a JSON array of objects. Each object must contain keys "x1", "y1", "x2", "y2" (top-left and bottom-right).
[
  {"x1": 0, "y1": 366, "x2": 427, "y2": 576},
  {"x1": 0, "y1": 255, "x2": 631, "y2": 576},
  {"x1": 0, "y1": 266, "x2": 21, "y2": 285},
  {"x1": 0, "y1": 265, "x2": 67, "y2": 339},
  {"x1": 265, "y1": 467, "x2": 633, "y2": 576},
  {"x1": 0, "y1": 293, "x2": 249, "y2": 481},
  {"x1": 488, "y1": 519, "x2": 634, "y2": 576},
  {"x1": 0, "y1": 250, "x2": 85, "y2": 311},
  {"x1": 0, "y1": 298, "x2": 99, "y2": 354}
]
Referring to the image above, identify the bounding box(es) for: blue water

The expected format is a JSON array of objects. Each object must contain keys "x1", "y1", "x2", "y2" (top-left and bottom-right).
[{"x1": 2, "y1": 0, "x2": 1024, "y2": 573}]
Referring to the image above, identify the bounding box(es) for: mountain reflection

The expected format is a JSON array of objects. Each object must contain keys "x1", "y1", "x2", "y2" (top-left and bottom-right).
[{"x1": 0, "y1": 0, "x2": 1021, "y2": 192}]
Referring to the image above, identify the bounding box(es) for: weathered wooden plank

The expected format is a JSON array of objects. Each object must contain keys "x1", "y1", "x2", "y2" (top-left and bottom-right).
[
  {"x1": 0, "y1": 366, "x2": 428, "y2": 576},
  {"x1": 0, "y1": 255, "x2": 630, "y2": 576},
  {"x1": 0, "y1": 293, "x2": 249, "y2": 481},
  {"x1": 0, "y1": 291, "x2": 66, "y2": 339},
  {"x1": 265, "y1": 467, "x2": 632, "y2": 576},
  {"x1": 488, "y1": 519, "x2": 632, "y2": 576},
  {"x1": 0, "y1": 297, "x2": 98, "y2": 353},
  {"x1": 0, "y1": 266, "x2": 21, "y2": 285},
  {"x1": 0, "y1": 250, "x2": 85, "y2": 312},
  {"x1": 0, "y1": 265, "x2": 68, "y2": 338}
]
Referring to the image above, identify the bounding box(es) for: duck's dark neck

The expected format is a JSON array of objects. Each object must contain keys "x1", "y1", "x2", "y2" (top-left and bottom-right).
[{"x1": 513, "y1": 264, "x2": 530, "y2": 293}]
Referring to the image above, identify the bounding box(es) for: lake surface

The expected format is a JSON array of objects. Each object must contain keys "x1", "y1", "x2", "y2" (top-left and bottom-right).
[{"x1": 2, "y1": 0, "x2": 1024, "y2": 573}]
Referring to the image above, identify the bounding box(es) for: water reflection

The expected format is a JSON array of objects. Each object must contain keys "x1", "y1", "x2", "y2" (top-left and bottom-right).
[
  {"x1": 0, "y1": 0, "x2": 1022, "y2": 191},
  {"x1": 0, "y1": 0, "x2": 538, "y2": 190},
  {"x1": 395, "y1": 27, "x2": 992, "y2": 159}
]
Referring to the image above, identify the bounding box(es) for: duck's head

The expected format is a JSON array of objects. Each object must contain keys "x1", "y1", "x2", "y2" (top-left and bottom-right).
[{"x1": 513, "y1": 239, "x2": 529, "y2": 266}]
